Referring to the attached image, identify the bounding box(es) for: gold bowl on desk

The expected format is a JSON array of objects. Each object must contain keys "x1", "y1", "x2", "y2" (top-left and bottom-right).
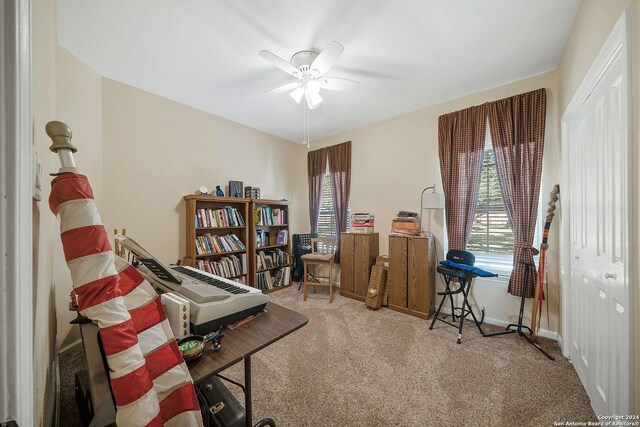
[{"x1": 177, "y1": 327, "x2": 223, "y2": 362}]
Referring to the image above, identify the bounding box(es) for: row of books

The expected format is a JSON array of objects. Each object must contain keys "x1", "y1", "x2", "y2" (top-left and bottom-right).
[
  {"x1": 257, "y1": 249, "x2": 290, "y2": 271},
  {"x1": 350, "y1": 212, "x2": 375, "y2": 234},
  {"x1": 391, "y1": 211, "x2": 420, "y2": 236},
  {"x1": 231, "y1": 276, "x2": 247, "y2": 285},
  {"x1": 255, "y1": 266, "x2": 291, "y2": 291},
  {"x1": 195, "y1": 233, "x2": 246, "y2": 255},
  {"x1": 196, "y1": 206, "x2": 245, "y2": 228},
  {"x1": 255, "y1": 206, "x2": 287, "y2": 226},
  {"x1": 256, "y1": 230, "x2": 270, "y2": 247},
  {"x1": 195, "y1": 254, "x2": 247, "y2": 279},
  {"x1": 255, "y1": 229, "x2": 289, "y2": 247}
]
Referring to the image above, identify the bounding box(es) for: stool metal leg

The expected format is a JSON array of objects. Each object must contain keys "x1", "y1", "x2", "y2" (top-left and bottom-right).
[
  {"x1": 430, "y1": 286, "x2": 450, "y2": 330},
  {"x1": 460, "y1": 282, "x2": 484, "y2": 335},
  {"x1": 456, "y1": 282, "x2": 467, "y2": 344}
]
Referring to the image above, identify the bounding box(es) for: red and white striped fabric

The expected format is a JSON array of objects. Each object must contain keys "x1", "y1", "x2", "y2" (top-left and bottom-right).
[{"x1": 50, "y1": 173, "x2": 202, "y2": 427}]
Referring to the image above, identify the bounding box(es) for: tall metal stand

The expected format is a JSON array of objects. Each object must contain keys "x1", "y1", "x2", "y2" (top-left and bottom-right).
[{"x1": 483, "y1": 261, "x2": 555, "y2": 361}]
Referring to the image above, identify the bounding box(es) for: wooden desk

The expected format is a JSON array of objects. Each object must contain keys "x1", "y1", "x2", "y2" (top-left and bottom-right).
[
  {"x1": 80, "y1": 302, "x2": 308, "y2": 427},
  {"x1": 189, "y1": 302, "x2": 308, "y2": 427}
]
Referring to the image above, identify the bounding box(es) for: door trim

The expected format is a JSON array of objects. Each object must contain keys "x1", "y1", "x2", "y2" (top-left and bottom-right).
[
  {"x1": 560, "y1": 8, "x2": 632, "y2": 406},
  {"x1": 0, "y1": 0, "x2": 33, "y2": 425}
]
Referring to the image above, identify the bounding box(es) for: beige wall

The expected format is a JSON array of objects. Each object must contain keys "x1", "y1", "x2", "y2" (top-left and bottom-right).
[
  {"x1": 32, "y1": 6, "x2": 105, "y2": 419},
  {"x1": 308, "y1": 71, "x2": 561, "y2": 335},
  {"x1": 100, "y1": 78, "x2": 306, "y2": 268},
  {"x1": 557, "y1": 0, "x2": 640, "y2": 413},
  {"x1": 53, "y1": 46, "x2": 104, "y2": 350},
  {"x1": 32, "y1": 0, "x2": 59, "y2": 424}
]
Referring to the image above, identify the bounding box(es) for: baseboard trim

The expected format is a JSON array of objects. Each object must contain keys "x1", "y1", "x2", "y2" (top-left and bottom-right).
[
  {"x1": 557, "y1": 334, "x2": 565, "y2": 354},
  {"x1": 58, "y1": 339, "x2": 82, "y2": 355},
  {"x1": 482, "y1": 315, "x2": 559, "y2": 341}
]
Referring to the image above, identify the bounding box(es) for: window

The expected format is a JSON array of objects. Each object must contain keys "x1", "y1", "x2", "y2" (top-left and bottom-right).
[
  {"x1": 316, "y1": 173, "x2": 350, "y2": 239},
  {"x1": 467, "y1": 149, "x2": 514, "y2": 255},
  {"x1": 317, "y1": 174, "x2": 337, "y2": 238}
]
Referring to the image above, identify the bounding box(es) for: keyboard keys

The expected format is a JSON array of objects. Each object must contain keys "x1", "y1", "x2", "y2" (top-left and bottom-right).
[{"x1": 172, "y1": 266, "x2": 249, "y2": 294}]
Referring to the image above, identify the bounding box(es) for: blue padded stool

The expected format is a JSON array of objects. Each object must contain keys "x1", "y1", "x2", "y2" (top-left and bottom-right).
[{"x1": 429, "y1": 250, "x2": 489, "y2": 344}]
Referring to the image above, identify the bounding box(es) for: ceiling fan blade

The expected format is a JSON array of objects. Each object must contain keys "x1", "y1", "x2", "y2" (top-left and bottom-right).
[
  {"x1": 321, "y1": 77, "x2": 361, "y2": 92},
  {"x1": 263, "y1": 81, "x2": 302, "y2": 96},
  {"x1": 259, "y1": 50, "x2": 300, "y2": 77},
  {"x1": 310, "y1": 41, "x2": 344, "y2": 76}
]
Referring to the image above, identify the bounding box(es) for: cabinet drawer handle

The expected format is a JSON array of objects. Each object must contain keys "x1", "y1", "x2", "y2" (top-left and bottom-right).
[{"x1": 604, "y1": 272, "x2": 617, "y2": 279}]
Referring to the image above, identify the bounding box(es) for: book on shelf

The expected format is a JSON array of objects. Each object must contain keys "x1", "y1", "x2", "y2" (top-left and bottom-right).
[
  {"x1": 256, "y1": 230, "x2": 269, "y2": 247},
  {"x1": 195, "y1": 254, "x2": 245, "y2": 279},
  {"x1": 254, "y1": 206, "x2": 287, "y2": 226},
  {"x1": 397, "y1": 210, "x2": 418, "y2": 218},
  {"x1": 351, "y1": 226, "x2": 375, "y2": 234},
  {"x1": 195, "y1": 206, "x2": 245, "y2": 228},
  {"x1": 194, "y1": 232, "x2": 246, "y2": 255},
  {"x1": 391, "y1": 228, "x2": 420, "y2": 236},
  {"x1": 256, "y1": 248, "x2": 290, "y2": 271},
  {"x1": 351, "y1": 213, "x2": 374, "y2": 221},
  {"x1": 255, "y1": 266, "x2": 290, "y2": 291},
  {"x1": 391, "y1": 219, "x2": 419, "y2": 230},
  {"x1": 276, "y1": 230, "x2": 288, "y2": 245}
]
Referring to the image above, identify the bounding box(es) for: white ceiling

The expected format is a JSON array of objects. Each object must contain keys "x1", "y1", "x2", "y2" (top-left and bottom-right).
[{"x1": 57, "y1": 0, "x2": 579, "y2": 143}]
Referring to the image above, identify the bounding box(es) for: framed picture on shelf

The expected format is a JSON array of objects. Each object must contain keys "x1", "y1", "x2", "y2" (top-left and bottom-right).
[{"x1": 229, "y1": 180, "x2": 243, "y2": 198}]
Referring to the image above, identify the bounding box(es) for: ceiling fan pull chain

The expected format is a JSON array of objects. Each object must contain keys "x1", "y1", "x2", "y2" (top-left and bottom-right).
[{"x1": 307, "y1": 102, "x2": 311, "y2": 148}]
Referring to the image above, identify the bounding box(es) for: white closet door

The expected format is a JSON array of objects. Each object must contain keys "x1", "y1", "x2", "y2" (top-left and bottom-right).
[{"x1": 566, "y1": 34, "x2": 630, "y2": 416}]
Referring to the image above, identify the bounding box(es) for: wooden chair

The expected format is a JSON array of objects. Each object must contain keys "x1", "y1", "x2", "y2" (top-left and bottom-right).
[{"x1": 301, "y1": 237, "x2": 336, "y2": 303}]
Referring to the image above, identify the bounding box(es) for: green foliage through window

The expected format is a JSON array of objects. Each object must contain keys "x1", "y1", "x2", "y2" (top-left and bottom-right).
[{"x1": 467, "y1": 150, "x2": 514, "y2": 254}]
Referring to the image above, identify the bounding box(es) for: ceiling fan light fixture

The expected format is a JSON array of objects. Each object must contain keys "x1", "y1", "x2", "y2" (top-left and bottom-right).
[
  {"x1": 290, "y1": 86, "x2": 304, "y2": 103},
  {"x1": 308, "y1": 88, "x2": 323, "y2": 106}
]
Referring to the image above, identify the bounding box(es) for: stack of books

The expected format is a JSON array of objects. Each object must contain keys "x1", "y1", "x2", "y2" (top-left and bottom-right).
[
  {"x1": 350, "y1": 213, "x2": 375, "y2": 233},
  {"x1": 391, "y1": 211, "x2": 420, "y2": 236}
]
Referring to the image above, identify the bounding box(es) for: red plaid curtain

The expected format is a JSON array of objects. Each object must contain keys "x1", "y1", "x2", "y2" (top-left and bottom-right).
[
  {"x1": 327, "y1": 141, "x2": 351, "y2": 263},
  {"x1": 438, "y1": 104, "x2": 488, "y2": 250},
  {"x1": 488, "y1": 88, "x2": 546, "y2": 297},
  {"x1": 308, "y1": 147, "x2": 328, "y2": 233}
]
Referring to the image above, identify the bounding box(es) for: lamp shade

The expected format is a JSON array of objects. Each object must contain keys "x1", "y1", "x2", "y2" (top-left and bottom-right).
[{"x1": 422, "y1": 191, "x2": 445, "y2": 209}]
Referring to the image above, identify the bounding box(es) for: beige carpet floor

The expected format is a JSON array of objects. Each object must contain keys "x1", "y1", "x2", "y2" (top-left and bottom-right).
[
  {"x1": 217, "y1": 284, "x2": 595, "y2": 427},
  {"x1": 60, "y1": 284, "x2": 596, "y2": 426}
]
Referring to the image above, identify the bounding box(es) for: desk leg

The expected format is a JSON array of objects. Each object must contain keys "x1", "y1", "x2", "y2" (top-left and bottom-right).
[{"x1": 245, "y1": 356, "x2": 252, "y2": 427}]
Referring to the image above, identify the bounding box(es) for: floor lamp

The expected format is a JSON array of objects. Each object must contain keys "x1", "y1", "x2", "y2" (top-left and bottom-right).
[{"x1": 419, "y1": 185, "x2": 445, "y2": 236}]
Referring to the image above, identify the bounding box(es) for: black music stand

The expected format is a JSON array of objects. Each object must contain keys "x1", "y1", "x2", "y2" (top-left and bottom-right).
[{"x1": 483, "y1": 261, "x2": 555, "y2": 360}]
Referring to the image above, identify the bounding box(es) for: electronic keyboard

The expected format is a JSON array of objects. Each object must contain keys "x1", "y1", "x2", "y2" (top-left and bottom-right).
[{"x1": 116, "y1": 235, "x2": 270, "y2": 334}]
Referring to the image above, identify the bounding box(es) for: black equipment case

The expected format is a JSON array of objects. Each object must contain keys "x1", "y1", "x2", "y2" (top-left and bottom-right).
[{"x1": 196, "y1": 375, "x2": 245, "y2": 427}]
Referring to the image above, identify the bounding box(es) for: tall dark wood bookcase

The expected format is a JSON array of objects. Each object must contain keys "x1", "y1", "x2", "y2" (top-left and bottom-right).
[
  {"x1": 183, "y1": 195, "x2": 250, "y2": 284},
  {"x1": 249, "y1": 199, "x2": 292, "y2": 293}
]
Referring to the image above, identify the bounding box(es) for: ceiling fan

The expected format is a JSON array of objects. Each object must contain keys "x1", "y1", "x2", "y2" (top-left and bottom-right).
[{"x1": 259, "y1": 41, "x2": 360, "y2": 110}]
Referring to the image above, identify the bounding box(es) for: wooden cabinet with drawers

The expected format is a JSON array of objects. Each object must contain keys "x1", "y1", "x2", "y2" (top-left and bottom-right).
[
  {"x1": 339, "y1": 232, "x2": 379, "y2": 301},
  {"x1": 389, "y1": 235, "x2": 436, "y2": 319}
]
